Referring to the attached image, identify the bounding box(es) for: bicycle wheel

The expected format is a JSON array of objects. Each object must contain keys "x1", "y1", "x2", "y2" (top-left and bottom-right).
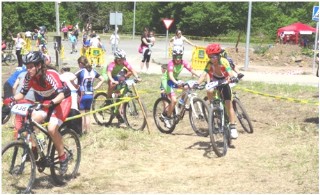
[
  {"x1": 2, "y1": 141, "x2": 36, "y2": 194},
  {"x1": 50, "y1": 128, "x2": 81, "y2": 185},
  {"x1": 189, "y1": 97, "x2": 210, "y2": 137},
  {"x1": 153, "y1": 97, "x2": 176, "y2": 134},
  {"x1": 123, "y1": 98, "x2": 147, "y2": 131},
  {"x1": 208, "y1": 106, "x2": 228, "y2": 157},
  {"x1": 92, "y1": 92, "x2": 113, "y2": 126},
  {"x1": 233, "y1": 97, "x2": 254, "y2": 133},
  {"x1": 4, "y1": 53, "x2": 16, "y2": 66}
]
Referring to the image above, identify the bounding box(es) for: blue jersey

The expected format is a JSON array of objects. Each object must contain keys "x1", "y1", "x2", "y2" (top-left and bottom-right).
[
  {"x1": 75, "y1": 68, "x2": 101, "y2": 94},
  {"x1": 7, "y1": 66, "x2": 27, "y2": 86}
]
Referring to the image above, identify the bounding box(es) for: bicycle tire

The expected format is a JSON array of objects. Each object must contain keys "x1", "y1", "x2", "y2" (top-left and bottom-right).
[
  {"x1": 189, "y1": 97, "x2": 210, "y2": 137},
  {"x1": 233, "y1": 97, "x2": 254, "y2": 133},
  {"x1": 208, "y1": 106, "x2": 228, "y2": 157},
  {"x1": 92, "y1": 92, "x2": 114, "y2": 126},
  {"x1": 2, "y1": 141, "x2": 36, "y2": 194},
  {"x1": 50, "y1": 128, "x2": 81, "y2": 185},
  {"x1": 4, "y1": 53, "x2": 17, "y2": 66},
  {"x1": 123, "y1": 98, "x2": 147, "y2": 131},
  {"x1": 153, "y1": 97, "x2": 176, "y2": 134}
]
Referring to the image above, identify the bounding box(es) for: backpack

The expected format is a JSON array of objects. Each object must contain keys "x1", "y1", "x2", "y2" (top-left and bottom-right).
[{"x1": 61, "y1": 108, "x2": 82, "y2": 136}]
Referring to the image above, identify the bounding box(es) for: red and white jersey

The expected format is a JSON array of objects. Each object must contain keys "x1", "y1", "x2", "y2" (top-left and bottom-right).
[{"x1": 21, "y1": 69, "x2": 65, "y2": 100}]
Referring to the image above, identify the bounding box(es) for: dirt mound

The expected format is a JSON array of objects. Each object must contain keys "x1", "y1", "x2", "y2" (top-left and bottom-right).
[{"x1": 227, "y1": 44, "x2": 314, "y2": 74}]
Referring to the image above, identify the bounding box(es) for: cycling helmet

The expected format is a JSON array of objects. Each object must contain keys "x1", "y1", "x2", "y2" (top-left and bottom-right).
[
  {"x1": 39, "y1": 26, "x2": 46, "y2": 35},
  {"x1": 206, "y1": 43, "x2": 221, "y2": 55},
  {"x1": 22, "y1": 51, "x2": 44, "y2": 65},
  {"x1": 114, "y1": 48, "x2": 126, "y2": 59},
  {"x1": 172, "y1": 46, "x2": 184, "y2": 56}
]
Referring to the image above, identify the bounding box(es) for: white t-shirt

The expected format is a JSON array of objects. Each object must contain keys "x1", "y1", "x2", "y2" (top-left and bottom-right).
[
  {"x1": 90, "y1": 37, "x2": 101, "y2": 48},
  {"x1": 110, "y1": 34, "x2": 119, "y2": 45},
  {"x1": 60, "y1": 72, "x2": 78, "y2": 110}
]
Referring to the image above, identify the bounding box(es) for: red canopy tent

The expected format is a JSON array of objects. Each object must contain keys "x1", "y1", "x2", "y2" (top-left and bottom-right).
[{"x1": 277, "y1": 22, "x2": 316, "y2": 44}]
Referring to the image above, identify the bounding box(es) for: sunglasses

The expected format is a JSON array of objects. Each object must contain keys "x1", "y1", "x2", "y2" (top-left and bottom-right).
[
  {"x1": 209, "y1": 55, "x2": 220, "y2": 59},
  {"x1": 173, "y1": 55, "x2": 182, "y2": 60}
]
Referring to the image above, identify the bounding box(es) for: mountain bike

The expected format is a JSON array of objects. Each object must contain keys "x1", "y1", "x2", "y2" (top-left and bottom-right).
[
  {"x1": 153, "y1": 80, "x2": 208, "y2": 136},
  {"x1": 204, "y1": 78, "x2": 254, "y2": 134},
  {"x1": 2, "y1": 103, "x2": 81, "y2": 193},
  {"x1": 2, "y1": 41, "x2": 16, "y2": 66},
  {"x1": 92, "y1": 79, "x2": 147, "y2": 131}
]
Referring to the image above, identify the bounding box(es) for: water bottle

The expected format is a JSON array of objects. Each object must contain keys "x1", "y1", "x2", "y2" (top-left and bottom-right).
[
  {"x1": 178, "y1": 98, "x2": 185, "y2": 106},
  {"x1": 36, "y1": 133, "x2": 46, "y2": 152}
]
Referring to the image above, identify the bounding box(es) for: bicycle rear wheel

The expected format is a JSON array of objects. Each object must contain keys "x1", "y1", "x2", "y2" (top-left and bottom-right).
[
  {"x1": 2, "y1": 141, "x2": 36, "y2": 194},
  {"x1": 92, "y1": 92, "x2": 114, "y2": 126},
  {"x1": 123, "y1": 98, "x2": 147, "y2": 131},
  {"x1": 233, "y1": 98, "x2": 254, "y2": 133},
  {"x1": 153, "y1": 97, "x2": 176, "y2": 134},
  {"x1": 208, "y1": 106, "x2": 228, "y2": 157},
  {"x1": 50, "y1": 128, "x2": 81, "y2": 185},
  {"x1": 189, "y1": 97, "x2": 210, "y2": 137}
]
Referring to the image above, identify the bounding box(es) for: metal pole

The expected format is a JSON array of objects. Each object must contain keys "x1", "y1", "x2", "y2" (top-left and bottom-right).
[
  {"x1": 133, "y1": 1, "x2": 136, "y2": 40},
  {"x1": 55, "y1": 2, "x2": 60, "y2": 36},
  {"x1": 115, "y1": 11, "x2": 118, "y2": 49},
  {"x1": 312, "y1": 22, "x2": 319, "y2": 74},
  {"x1": 244, "y1": 1, "x2": 252, "y2": 70},
  {"x1": 165, "y1": 29, "x2": 168, "y2": 58}
]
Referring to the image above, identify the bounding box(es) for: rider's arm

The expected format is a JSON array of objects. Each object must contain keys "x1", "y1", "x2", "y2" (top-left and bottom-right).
[
  {"x1": 197, "y1": 71, "x2": 207, "y2": 84},
  {"x1": 93, "y1": 73, "x2": 105, "y2": 90},
  {"x1": 168, "y1": 71, "x2": 179, "y2": 85},
  {"x1": 183, "y1": 36, "x2": 196, "y2": 47},
  {"x1": 12, "y1": 77, "x2": 20, "y2": 95},
  {"x1": 102, "y1": 63, "x2": 109, "y2": 82}
]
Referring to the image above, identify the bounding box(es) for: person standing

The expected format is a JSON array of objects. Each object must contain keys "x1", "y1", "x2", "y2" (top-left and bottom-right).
[
  {"x1": 140, "y1": 29, "x2": 153, "y2": 73},
  {"x1": 75, "y1": 57, "x2": 104, "y2": 134},
  {"x1": 11, "y1": 32, "x2": 26, "y2": 67},
  {"x1": 69, "y1": 32, "x2": 77, "y2": 54},
  {"x1": 169, "y1": 29, "x2": 196, "y2": 50},
  {"x1": 110, "y1": 32, "x2": 120, "y2": 54},
  {"x1": 3, "y1": 66, "x2": 27, "y2": 99}
]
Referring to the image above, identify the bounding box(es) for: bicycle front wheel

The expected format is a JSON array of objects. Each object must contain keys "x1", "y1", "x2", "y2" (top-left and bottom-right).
[
  {"x1": 50, "y1": 128, "x2": 81, "y2": 185},
  {"x1": 2, "y1": 141, "x2": 36, "y2": 194},
  {"x1": 208, "y1": 106, "x2": 228, "y2": 157},
  {"x1": 233, "y1": 98, "x2": 254, "y2": 133},
  {"x1": 189, "y1": 97, "x2": 210, "y2": 137},
  {"x1": 92, "y1": 92, "x2": 113, "y2": 126},
  {"x1": 153, "y1": 97, "x2": 176, "y2": 134},
  {"x1": 123, "y1": 98, "x2": 147, "y2": 131}
]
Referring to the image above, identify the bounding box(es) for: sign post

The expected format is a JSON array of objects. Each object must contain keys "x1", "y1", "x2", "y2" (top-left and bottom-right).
[
  {"x1": 162, "y1": 18, "x2": 174, "y2": 58},
  {"x1": 110, "y1": 12, "x2": 123, "y2": 51},
  {"x1": 312, "y1": 6, "x2": 319, "y2": 74}
]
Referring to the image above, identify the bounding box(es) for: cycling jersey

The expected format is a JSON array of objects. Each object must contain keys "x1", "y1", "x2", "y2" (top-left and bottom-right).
[
  {"x1": 75, "y1": 68, "x2": 101, "y2": 94},
  {"x1": 20, "y1": 69, "x2": 71, "y2": 125},
  {"x1": 103, "y1": 61, "x2": 134, "y2": 81},
  {"x1": 161, "y1": 60, "x2": 193, "y2": 94},
  {"x1": 204, "y1": 57, "x2": 232, "y2": 80}
]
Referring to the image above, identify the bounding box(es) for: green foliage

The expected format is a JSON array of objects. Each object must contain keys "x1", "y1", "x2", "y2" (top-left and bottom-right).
[
  {"x1": 1, "y1": 1, "x2": 318, "y2": 42},
  {"x1": 301, "y1": 48, "x2": 314, "y2": 57},
  {"x1": 253, "y1": 45, "x2": 270, "y2": 55}
]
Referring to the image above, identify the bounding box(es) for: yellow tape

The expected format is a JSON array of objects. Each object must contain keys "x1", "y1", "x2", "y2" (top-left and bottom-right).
[{"x1": 235, "y1": 86, "x2": 319, "y2": 106}]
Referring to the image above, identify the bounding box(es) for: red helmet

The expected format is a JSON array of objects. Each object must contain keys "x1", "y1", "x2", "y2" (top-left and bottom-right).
[{"x1": 206, "y1": 43, "x2": 221, "y2": 55}]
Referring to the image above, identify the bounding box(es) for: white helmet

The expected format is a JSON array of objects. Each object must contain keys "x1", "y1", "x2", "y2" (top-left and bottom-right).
[
  {"x1": 114, "y1": 48, "x2": 126, "y2": 59},
  {"x1": 172, "y1": 46, "x2": 184, "y2": 56}
]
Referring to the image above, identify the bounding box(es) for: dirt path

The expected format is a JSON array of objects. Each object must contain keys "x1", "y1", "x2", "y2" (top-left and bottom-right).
[{"x1": 28, "y1": 88, "x2": 318, "y2": 194}]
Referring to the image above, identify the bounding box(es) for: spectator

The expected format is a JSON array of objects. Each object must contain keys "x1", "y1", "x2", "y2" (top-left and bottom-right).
[
  {"x1": 2, "y1": 40, "x2": 6, "y2": 51},
  {"x1": 69, "y1": 32, "x2": 77, "y2": 54},
  {"x1": 110, "y1": 32, "x2": 120, "y2": 54},
  {"x1": 90, "y1": 34, "x2": 102, "y2": 48},
  {"x1": 11, "y1": 32, "x2": 26, "y2": 67},
  {"x1": 25, "y1": 30, "x2": 32, "y2": 40},
  {"x1": 3, "y1": 66, "x2": 27, "y2": 99},
  {"x1": 60, "y1": 67, "x2": 79, "y2": 110},
  {"x1": 169, "y1": 29, "x2": 196, "y2": 50},
  {"x1": 140, "y1": 28, "x2": 153, "y2": 73},
  {"x1": 61, "y1": 26, "x2": 69, "y2": 41},
  {"x1": 75, "y1": 57, "x2": 104, "y2": 134}
]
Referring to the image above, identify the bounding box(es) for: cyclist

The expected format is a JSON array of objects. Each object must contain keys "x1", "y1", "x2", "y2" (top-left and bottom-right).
[
  {"x1": 160, "y1": 46, "x2": 200, "y2": 128},
  {"x1": 3, "y1": 51, "x2": 72, "y2": 174},
  {"x1": 197, "y1": 43, "x2": 239, "y2": 139},
  {"x1": 102, "y1": 48, "x2": 141, "y2": 127}
]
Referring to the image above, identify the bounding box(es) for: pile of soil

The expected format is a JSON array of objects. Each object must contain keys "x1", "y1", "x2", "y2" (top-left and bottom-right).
[{"x1": 227, "y1": 44, "x2": 315, "y2": 75}]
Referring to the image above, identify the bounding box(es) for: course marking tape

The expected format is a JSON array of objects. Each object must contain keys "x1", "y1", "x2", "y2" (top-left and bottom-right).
[{"x1": 234, "y1": 86, "x2": 319, "y2": 106}]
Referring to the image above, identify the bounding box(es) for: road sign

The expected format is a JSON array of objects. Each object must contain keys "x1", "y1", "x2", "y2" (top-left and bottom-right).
[
  {"x1": 312, "y1": 6, "x2": 319, "y2": 21},
  {"x1": 110, "y1": 12, "x2": 123, "y2": 25},
  {"x1": 162, "y1": 19, "x2": 174, "y2": 30}
]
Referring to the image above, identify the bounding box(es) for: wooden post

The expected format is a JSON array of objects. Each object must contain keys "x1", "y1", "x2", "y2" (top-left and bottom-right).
[{"x1": 131, "y1": 83, "x2": 150, "y2": 134}]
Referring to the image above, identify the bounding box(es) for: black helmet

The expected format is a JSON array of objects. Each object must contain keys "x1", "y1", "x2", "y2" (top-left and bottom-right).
[{"x1": 23, "y1": 51, "x2": 44, "y2": 65}]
